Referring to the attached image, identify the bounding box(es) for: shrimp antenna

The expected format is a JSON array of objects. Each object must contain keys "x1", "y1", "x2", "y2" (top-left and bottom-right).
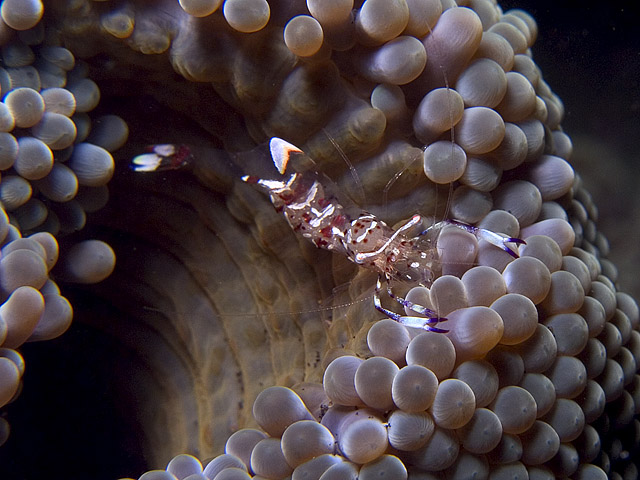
[
  {"x1": 381, "y1": 154, "x2": 422, "y2": 220},
  {"x1": 322, "y1": 128, "x2": 367, "y2": 206},
  {"x1": 422, "y1": 21, "x2": 455, "y2": 227},
  {"x1": 442, "y1": 67, "x2": 455, "y2": 224}
]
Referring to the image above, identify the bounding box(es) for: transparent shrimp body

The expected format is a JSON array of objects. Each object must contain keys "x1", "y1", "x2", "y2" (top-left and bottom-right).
[
  {"x1": 242, "y1": 138, "x2": 526, "y2": 331},
  {"x1": 244, "y1": 139, "x2": 442, "y2": 282},
  {"x1": 256, "y1": 168, "x2": 353, "y2": 257},
  {"x1": 344, "y1": 212, "x2": 448, "y2": 330},
  {"x1": 134, "y1": 137, "x2": 523, "y2": 332},
  {"x1": 346, "y1": 213, "x2": 440, "y2": 286}
]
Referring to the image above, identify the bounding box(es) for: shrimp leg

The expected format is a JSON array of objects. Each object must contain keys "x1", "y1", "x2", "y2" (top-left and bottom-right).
[
  {"x1": 373, "y1": 277, "x2": 448, "y2": 333},
  {"x1": 428, "y1": 219, "x2": 526, "y2": 258}
]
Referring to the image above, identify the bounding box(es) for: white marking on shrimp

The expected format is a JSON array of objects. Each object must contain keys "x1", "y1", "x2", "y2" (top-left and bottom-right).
[
  {"x1": 243, "y1": 138, "x2": 524, "y2": 332},
  {"x1": 132, "y1": 136, "x2": 524, "y2": 330}
]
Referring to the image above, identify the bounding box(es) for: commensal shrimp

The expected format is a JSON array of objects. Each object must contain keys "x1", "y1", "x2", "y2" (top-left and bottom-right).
[{"x1": 132, "y1": 138, "x2": 525, "y2": 332}]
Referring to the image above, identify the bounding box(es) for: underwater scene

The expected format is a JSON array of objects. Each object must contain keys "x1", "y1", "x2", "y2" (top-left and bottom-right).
[{"x1": 0, "y1": 0, "x2": 638, "y2": 478}]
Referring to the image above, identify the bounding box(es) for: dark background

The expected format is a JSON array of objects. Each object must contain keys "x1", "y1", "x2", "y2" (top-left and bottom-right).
[{"x1": 500, "y1": 0, "x2": 640, "y2": 299}]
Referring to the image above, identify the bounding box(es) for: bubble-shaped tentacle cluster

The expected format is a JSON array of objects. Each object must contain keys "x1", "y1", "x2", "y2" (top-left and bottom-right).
[
  {"x1": 0, "y1": 1, "x2": 637, "y2": 479},
  {"x1": 0, "y1": 1, "x2": 124, "y2": 443}
]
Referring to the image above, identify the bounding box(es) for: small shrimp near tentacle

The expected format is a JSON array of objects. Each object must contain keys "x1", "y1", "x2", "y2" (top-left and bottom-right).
[
  {"x1": 131, "y1": 144, "x2": 194, "y2": 172},
  {"x1": 131, "y1": 137, "x2": 525, "y2": 332},
  {"x1": 243, "y1": 138, "x2": 525, "y2": 332}
]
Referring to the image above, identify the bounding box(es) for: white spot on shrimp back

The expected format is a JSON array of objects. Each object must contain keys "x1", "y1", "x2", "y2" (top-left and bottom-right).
[{"x1": 346, "y1": 214, "x2": 388, "y2": 254}]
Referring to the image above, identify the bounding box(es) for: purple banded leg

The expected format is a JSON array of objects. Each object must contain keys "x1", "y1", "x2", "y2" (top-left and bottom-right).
[
  {"x1": 430, "y1": 219, "x2": 526, "y2": 258},
  {"x1": 131, "y1": 144, "x2": 193, "y2": 172},
  {"x1": 385, "y1": 280, "x2": 439, "y2": 318},
  {"x1": 373, "y1": 276, "x2": 448, "y2": 333}
]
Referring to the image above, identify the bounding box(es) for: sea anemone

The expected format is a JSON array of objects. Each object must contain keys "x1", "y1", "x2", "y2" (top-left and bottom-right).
[{"x1": 0, "y1": 0, "x2": 638, "y2": 479}]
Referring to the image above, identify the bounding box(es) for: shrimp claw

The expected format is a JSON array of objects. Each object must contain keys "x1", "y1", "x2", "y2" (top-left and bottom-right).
[
  {"x1": 444, "y1": 219, "x2": 526, "y2": 258},
  {"x1": 398, "y1": 316, "x2": 449, "y2": 333},
  {"x1": 374, "y1": 277, "x2": 447, "y2": 332},
  {"x1": 476, "y1": 229, "x2": 526, "y2": 258}
]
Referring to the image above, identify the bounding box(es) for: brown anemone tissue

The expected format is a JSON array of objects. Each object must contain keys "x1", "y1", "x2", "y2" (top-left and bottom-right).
[{"x1": 0, "y1": 1, "x2": 638, "y2": 479}]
